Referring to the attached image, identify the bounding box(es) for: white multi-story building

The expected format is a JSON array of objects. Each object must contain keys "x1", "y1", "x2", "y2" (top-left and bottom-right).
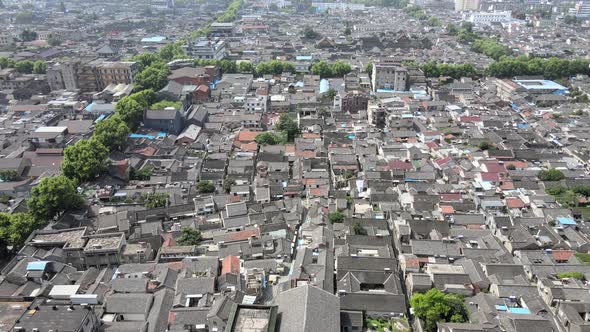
[
  {"x1": 311, "y1": 2, "x2": 366, "y2": 11},
  {"x1": 184, "y1": 39, "x2": 226, "y2": 60},
  {"x1": 569, "y1": 2, "x2": 590, "y2": 17},
  {"x1": 465, "y1": 11, "x2": 512, "y2": 25}
]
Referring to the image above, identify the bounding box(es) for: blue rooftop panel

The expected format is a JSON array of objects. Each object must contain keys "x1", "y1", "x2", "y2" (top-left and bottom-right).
[
  {"x1": 508, "y1": 307, "x2": 531, "y2": 315},
  {"x1": 558, "y1": 217, "x2": 576, "y2": 225},
  {"x1": 129, "y1": 133, "x2": 155, "y2": 139},
  {"x1": 514, "y1": 79, "x2": 568, "y2": 91},
  {"x1": 319, "y1": 79, "x2": 330, "y2": 94},
  {"x1": 95, "y1": 114, "x2": 106, "y2": 123},
  {"x1": 296, "y1": 55, "x2": 313, "y2": 61},
  {"x1": 141, "y1": 36, "x2": 166, "y2": 43},
  {"x1": 27, "y1": 261, "x2": 49, "y2": 271}
]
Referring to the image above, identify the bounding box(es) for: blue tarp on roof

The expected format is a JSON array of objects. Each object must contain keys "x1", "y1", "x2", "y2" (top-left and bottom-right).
[
  {"x1": 95, "y1": 114, "x2": 106, "y2": 123},
  {"x1": 85, "y1": 101, "x2": 96, "y2": 112},
  {"x1": 517, "y1": 123, "x2": 529, "y2": 129},
  {"x1": 158, "y1": 132, "x2": 167, "y2": 137},
  {"x1": 27, "y1": 261, "x2": 49, "y2": 271},
  {"x1": 514, "y1": 79, "x2": 568, "y2": 91},
  {"x1": 129, "y1": 133, "x2": 155, "y2": 139},
  {"x1": 296, "y1": 55, "x2": 313, "y2": 61},
  {"x1": 319, "y1": 79, "x2": 330, "y2": 94},
  {"x1": 509, "y1": 307, "x2": 531, "y2": 314},
  {"x1": 141, "y1": 36, "x2": 166, "y2": 43},
  {"x1": 558, "y1": 217, "x2": 576, "y2": 225},
  {"x1": 496, "y1": 305, "x2": 508, "y2": 311}
]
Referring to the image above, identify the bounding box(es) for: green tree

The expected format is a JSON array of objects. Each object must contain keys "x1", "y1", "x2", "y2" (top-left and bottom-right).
[
  {"x1": 365, "y1": 63, "x2": 373, "y2": 77},
  {"x1": 276, "y1": 114, "x2": 300, "y2": 142},
  {"x1": 158, "y1": 42, "x2": 186, "y2": 61},
  {"x1": 325, "y1": 88, "x2": 337, "y2": 100},
  {"x1": 14, "y1": 61, "x2": 34, "y2": 74},
  {"x1": 538, "y1": 169, "x2": 565, "y2": 181},
  {"x1": 94, "y1": 114, "x2": 130, "y2": 151},
  {"x1": 0, "y1": 170, "x2": 17, "y2": 181},
  {"x1": 32, "y1": 60, "x2": 46, "y2": 74},
  {"x1": 302, "y1": 26, "x2": 321, "y2": 39},
  {"x1": 62, "y1": 138, "x2": 109, "y2": 182},
  {"x1": 557, "y1": 272, "x2": 584, "y2": 280},
  {"x1": 344, "y1": 26, "x2": 352, "y2": 35},
  {"x1": 141, "y1": 192, "x2": 169, "y2": 208},
  {"x1": 19, "y1": 29, "x2": 37, "y2": 41},
  {"x1": 328, "y1": 210, "x2": 346, "y2": 223},
  {"x1": 130, "y1": 167, "x2": 152, "y2": 181},
  {"x1": 150, "y1": 100, "x2": 182, "y2": 110},
  {"x1": 352, "y1": 221, "x2": 367, "y2": 235},
  {"x1": 0, "y1": 213, "x2": 40, "y2": 252},
  {"x1": 311, "y1": 60, "x2": 333, "y2": 78},
  {"x1": 478, "y1": 141, "x2": 493, "y2": 151},
  {"x1": 47, "y1": 36, "x2": 62, "y2": 47},
  {"x1": 332, "y1": 60, "x2": 352, "y2": 77},
  {"x1": 223, "y1": 178, "x2": 236, "y2": 194},
  {"x1": 116, "y1": 96, "x2": 145, "y2": 131},
  {"x1": 135, "y1": 64, "x2": 170, "y2": 91},
  {"x1": 59, "y1": 1, "x2": 66, "y2": 13},
  {"x1": 27, "y1": 175, "x2": 83, "y2": 222},
  {"x1": 427, "y1": 17, "x2": 441, "y2": 26},
  {"x1": 176, "y1": 227, "x2": 202, "y2": 246},
  {"x1": 410, "y1": 289, "x2": 469, "y2": 332},
  {"x1": 197, "y1": 181, "x2": 216, "y2": 193},
  {"x1": 238, "y1": 61, "x2": 253, "y2": 73},
  {"x1": 255, "y1": 132, "x2": 281, "y2": 145},
  {"x1": 129, "y1": 89, "x2": 157, "y2": 109},
  {"x1": 447, "y1": 23, "x2": 458, "y2": 35}
]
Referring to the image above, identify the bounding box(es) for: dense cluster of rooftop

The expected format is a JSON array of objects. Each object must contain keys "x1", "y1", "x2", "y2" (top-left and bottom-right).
[{"x1": 0, "y1": 0, "x2": 589, "y2": 332}]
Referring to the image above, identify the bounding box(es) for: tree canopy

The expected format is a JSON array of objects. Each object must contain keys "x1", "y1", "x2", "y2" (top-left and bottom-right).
[
  {"x1": 538, "y1": 169, "x2": 565, "y2": 181},
  {"x1": 62, "y1": 138, "x2": 110, "y2": 182},
  {"x1": 176, "y1": 227, "x2": 202, "y2": 246},
  {"x1": 410, "y1": 289, "x2": 469, "y2": 332},
  {"x1": 27, "y1": 175, "x2": 83, "y2": 222},
  {"x1": 0, "y1": 213, "x2": 40, "y2": 254},
  {"x1": 141, "y1": 192, "x2": 169, "y2": 209},
  {"x1": 420, "y1": 62, "x2": 477, "y2": 79},
  {"x1": 255, "y1": 132, "x2": 282, "y2": 145},
  {"x1": 328, "y1": 210, "x2": 346, "y2": 223},
  {"x1": 276, "y1": 114, "x2": 300, "y2": 142},
  {"x1": 93, "y1": 114, "x2": 130, "y2": 151},
  {"x1": 197, "y1": 181, "x2": 216, "y2": 193},
  {"x1": 310, "y1": 60, "x2": 351, "y2": 78}
]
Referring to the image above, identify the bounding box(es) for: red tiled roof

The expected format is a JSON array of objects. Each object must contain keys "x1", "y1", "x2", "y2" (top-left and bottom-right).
[
  {"x1": 505, "y1": 197, "x2": 526, "y2": 209},
  {"x1": 435, "y1": 156, "x2": 452, "y2": 166},
  {"x1": 236, "y1": 130, "x2": 261, "y2": 142},
  {"x1": 484, "y1": 162, "x2": 507, "y2": 173},
  {"x1": 426, "y1": 141, "x2": 439, "y2": 149},
  {"x1": 221, "y1": 255, "x2": 241, "y2": 276},
  {"x1": 459, "y1": 116, "x2": 481, "y2": 122},
  {"x1": 227, "y1": 228, "x2": 259, "y2": 242},
  {"x1": 504, "y1": 161, "x2": 528, "y2": 169},
  {"x1": 481, "y1": 172, "x2": 500, "y2": 182},
  {"x1": 552, "y1": 250, "x2": 574, "y2": 262},
  {"x1": 389, "y1": 160, "x2": 413, "y2": 171},
  {"x1": 240, "y1": 142, "x2": 258, "y2": 152},
  {"x1": 440, "y1": 205, "x2": 455, "y2": 214}
]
